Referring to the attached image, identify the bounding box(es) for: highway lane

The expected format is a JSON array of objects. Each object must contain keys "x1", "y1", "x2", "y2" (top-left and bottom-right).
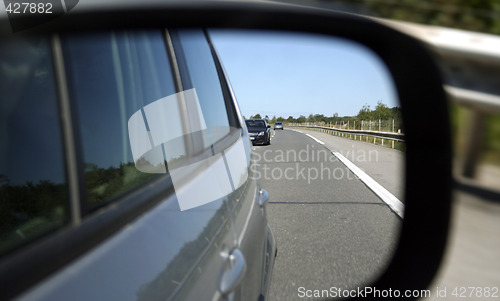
[
  {"x1": 295, "y1": 128, "x2": 405, "y2": 201},
  {"x1": 253, "y1": 129, "x2": 402, "y2": 300}
]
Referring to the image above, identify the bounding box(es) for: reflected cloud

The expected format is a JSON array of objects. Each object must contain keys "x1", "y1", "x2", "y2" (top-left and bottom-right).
[{"x1": 128, "y1": 89, "x2": 248, "y2": 210}]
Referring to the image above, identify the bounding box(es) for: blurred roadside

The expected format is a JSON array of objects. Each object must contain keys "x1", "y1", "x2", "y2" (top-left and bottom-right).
[
  {"x1": 269, "y1": 0, "x2": 500, "y2": 35},
  {"x1": 452, "y1": 104, "x2": 500, "y2": 194},
  {"x1": 364, "y1": 9, "x2": 500, "y2": 300},
  {"x1": 373, "y1": 16, "x2": 500, "y2": 195},
  {"x1": 424, "y1": 189, "x2": 500, "y2": 300}
]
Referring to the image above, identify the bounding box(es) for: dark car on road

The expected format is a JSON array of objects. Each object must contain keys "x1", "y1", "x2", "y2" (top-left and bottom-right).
[
  {"x1": 246, "y1": 119, "x2": 271, "y2": 145},
  {"x1": 274, "y1": 121, "x2": 284, "y2": 130}
]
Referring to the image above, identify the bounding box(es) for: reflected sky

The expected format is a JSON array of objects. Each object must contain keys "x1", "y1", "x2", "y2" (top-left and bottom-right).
[{"x1": 210, "y1": 30, "x2": 399, "y2": 118}]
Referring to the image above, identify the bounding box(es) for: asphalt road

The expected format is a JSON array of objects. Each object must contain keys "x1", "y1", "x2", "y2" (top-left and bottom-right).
[
  {"x1": 294, "y1": 128, "x2": 405, "y2": 201},
  {"x1": 252, "y1": 129, "x2": 402, "y2": 300}
]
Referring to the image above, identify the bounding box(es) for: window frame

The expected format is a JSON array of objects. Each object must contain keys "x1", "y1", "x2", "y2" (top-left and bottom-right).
[
  {"x1": 168, "y1": 29, "x2": 243, "y2": 156},
  {"x1": 0, "y1": 35, "x2": 72, "y2": 258}
]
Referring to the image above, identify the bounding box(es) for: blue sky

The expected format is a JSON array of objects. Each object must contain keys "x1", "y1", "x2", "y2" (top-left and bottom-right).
[{"x1": 209, "y1": 30, "x2": 399, "y2": 118}]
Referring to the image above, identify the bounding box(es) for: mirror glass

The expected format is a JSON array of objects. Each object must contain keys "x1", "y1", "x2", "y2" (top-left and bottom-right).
[
  {"x1": 0, "y1": 27, "x2": 405, "y2": 300},
  {"x1": 211, "y1": 29, "x2": 404, "y2": 297}
]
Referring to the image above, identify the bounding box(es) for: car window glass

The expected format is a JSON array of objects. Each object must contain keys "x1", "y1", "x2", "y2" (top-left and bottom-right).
[
  {"x1": 171, "y1": 29, "x2": 231, "y2": 147},
  {"x1": 246, "y1": 120, "x2": 266, "y2": 128},
  {"x1": 0, "y1": 37, "x2": 69, "y2": 256},
  {"x1": 62, "y1": 31, "x2": 177, "y2": 210}
]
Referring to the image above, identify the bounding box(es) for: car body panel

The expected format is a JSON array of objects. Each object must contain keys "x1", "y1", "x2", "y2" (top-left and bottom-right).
[{"x1": 17, "y1": 193, "x2": 232, "y2": 301}]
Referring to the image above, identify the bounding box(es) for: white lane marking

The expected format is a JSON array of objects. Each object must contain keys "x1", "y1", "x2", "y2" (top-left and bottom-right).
[
  {"x1": 332, "y1": 151, "x2": 404, "y2": 218},
  {"x1": 305, "y1": 134, "x2": 325, "y2": 145},
  {"x1": 289, "y1": 129, "x2": 303, "y2": 133}
]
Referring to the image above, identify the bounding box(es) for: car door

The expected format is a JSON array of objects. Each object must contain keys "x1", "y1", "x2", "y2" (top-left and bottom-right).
[
  {"x1": 169, "y1": 29, "x2": 274, "y2": 300},
  {"x1": 203, "y1": 30, "x2": 276, "y2": 300}
]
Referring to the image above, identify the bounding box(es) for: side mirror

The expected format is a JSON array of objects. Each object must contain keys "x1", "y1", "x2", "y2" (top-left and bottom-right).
[{"x1": 0, "y1": 2, "x2": 451, "y2": 300}]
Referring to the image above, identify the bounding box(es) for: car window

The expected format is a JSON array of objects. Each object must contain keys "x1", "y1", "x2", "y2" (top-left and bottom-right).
[
  {"x1": 61, "y1": 31, "x2": 177, "y2": 210},
  {"x1": 170, "y1": 29, "x2": 231, "y2": 147},
  {"x1": 0, "y1": 37, "x2": 69, "y2": 256},
  {"x1": 246, "y1": 120, "x2": 266, "y2": 128}
]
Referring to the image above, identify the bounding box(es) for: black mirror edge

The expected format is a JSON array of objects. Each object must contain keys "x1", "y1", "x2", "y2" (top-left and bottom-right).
[{"x1": 0, "y1": 2, "x2": 452, "y2": 300}]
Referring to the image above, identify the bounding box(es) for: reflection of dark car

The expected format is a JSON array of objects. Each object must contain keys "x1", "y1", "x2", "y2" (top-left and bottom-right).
[
  {"x1": 274, "y1": 121, "x2": 284, "y2": 130},
  {"x1": 0, "y1": 25, "x2": 276, "y2": 301},
  {"x1": 246, "y1": 119, "x2": 271, "y2": 145}
]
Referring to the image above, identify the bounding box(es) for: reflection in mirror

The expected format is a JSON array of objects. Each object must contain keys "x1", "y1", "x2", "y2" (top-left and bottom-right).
[
  {"x1": 0, "y1": 37, "x2": 69, "y2": 256},
  {"x1": 211, "y1": 30, "x2": 404, "y2": 298}
]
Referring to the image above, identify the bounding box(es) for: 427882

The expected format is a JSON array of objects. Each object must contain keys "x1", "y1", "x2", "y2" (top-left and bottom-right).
[
  {"x1": 5, "y1": 2, "x2": 53, "y2": 14},
  {"x1": 451, "y1": 287, "x2": 498, "y2": 298}
]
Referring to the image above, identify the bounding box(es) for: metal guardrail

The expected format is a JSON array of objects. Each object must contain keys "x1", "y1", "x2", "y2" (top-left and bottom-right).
[
  {"x1": 291, "y1": 125, "x2": 405, "y2": 148},
  {"x1": 445, "y1": 85, "x2": 500, "y2": 114}
]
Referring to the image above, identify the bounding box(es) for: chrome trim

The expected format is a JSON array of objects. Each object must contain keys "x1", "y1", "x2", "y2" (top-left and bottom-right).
[{"x1": 51, "y1": 34, "x2": 81, "y2": 226}]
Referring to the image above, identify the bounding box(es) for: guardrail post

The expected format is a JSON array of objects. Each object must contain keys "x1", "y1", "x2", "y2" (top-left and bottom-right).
[{"x1": 462, "y1": 111, "x2": 486, "y2": 178}]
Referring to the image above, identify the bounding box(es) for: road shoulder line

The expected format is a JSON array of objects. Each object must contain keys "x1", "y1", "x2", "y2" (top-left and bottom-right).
[
  {"x1": 305, "y1": 134, "x2": 325, "y2": 145},
  {"x1": 332, "y1": 151, "x2": 404, "y2": 218}
]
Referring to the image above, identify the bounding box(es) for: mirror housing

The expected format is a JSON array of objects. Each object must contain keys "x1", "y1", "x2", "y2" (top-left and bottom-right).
[{"x1": 0, "y1": 1, "x2": 452, "y2": 300}]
